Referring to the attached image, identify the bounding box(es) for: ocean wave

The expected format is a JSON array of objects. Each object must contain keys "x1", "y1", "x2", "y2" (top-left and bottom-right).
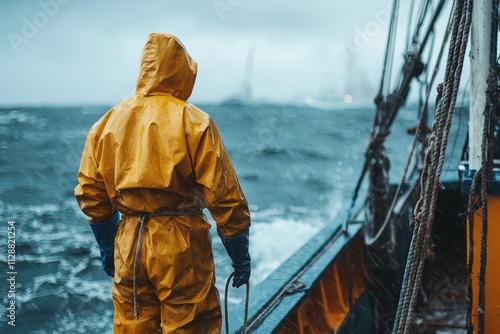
[
  {"x1": 250, "y1": 217, "x2": 321, "y2": 284},
  {"x1": 0, "y1": 104, "x2": 397, "y2": 331},
  {"x1": 0, "y1": 110, "x2": 31, "y2": 125}
]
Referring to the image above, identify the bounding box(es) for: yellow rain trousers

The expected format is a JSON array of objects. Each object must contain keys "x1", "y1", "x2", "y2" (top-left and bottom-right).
[{"x1": 75, "y1": 33, "x2": 250, "y2": 333}]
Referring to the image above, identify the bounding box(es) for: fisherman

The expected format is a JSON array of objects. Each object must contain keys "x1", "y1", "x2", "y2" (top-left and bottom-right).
[{"x1": 74, "y1": 32, "x2": 251, "y2": 333}]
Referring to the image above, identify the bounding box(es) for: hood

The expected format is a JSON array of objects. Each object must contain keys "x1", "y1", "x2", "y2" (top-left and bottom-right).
[{"x1": 135, "y1": 33, "x2": 198, "y2": 101}]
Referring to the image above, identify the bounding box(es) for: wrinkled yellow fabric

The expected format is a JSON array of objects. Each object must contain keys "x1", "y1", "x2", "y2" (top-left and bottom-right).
[{"x1": 75, "y1": 33, "x2": 250, "y2": 333}]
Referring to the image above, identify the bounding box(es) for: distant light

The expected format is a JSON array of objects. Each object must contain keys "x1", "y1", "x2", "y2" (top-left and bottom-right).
[
  {"x1": 344, "y1": 94, "x2": 353, "y2": 104},
  {"x1": 302, "y1": 95, "x2": 314, "y2": 105}
]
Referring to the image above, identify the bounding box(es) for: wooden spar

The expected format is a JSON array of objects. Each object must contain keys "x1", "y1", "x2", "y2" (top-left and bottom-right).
[
  {"x1": 469, "y1": 0, "x2": 492, "y2": 170},
  {"x1": 467, "y1": 2, "x2": 500, "y2": 333}
]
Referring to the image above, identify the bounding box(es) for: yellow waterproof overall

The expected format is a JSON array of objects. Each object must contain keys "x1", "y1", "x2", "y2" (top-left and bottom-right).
[{"x1": 75, "y1": 33, "x2": 250, "y2": 333}]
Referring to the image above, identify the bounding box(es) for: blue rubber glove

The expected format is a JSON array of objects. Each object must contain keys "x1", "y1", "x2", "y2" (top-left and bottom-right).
[
  {"x1": 89, "y1": 211, "x2": 120, "y2": 277},
  {"x1": 219, "y1": 228, "x2": 251, "y2": 288}
]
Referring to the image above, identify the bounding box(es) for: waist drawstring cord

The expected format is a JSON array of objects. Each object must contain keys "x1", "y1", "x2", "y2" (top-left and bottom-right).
[{"x1": 131, "y1": 209, "x2": 203, "y2": 320}]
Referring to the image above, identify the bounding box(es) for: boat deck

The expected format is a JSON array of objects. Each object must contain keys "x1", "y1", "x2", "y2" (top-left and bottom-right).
[{"x1": 412, "y1": 187, "x2": 468, "y2": 333}]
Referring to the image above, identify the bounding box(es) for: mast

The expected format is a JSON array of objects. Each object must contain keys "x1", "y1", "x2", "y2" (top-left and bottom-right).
[
  {"x1": 469, "y1": 0, "x2": 492, "y2": 170},
  {"x1": 466, "y1": 0, "x2": 500, "y2": 332}
]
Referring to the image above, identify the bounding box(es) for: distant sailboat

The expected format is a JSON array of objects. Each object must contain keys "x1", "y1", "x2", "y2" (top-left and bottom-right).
[{"x1": 222, "y1": 44, "x2": 256, "y2": 105}]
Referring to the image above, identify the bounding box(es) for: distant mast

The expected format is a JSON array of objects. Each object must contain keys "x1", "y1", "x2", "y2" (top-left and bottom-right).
[
  {"x1": 222, "y1": 44, "x2": 255, "y2": 105},
  {"x1": 469, "y1": 0, "x2": 492, "y2": 170},
  {"x1": 242, "y1": 44, "x2": 255, "y2": 102}
]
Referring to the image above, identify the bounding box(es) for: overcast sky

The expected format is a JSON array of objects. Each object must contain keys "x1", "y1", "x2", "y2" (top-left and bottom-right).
[{"x1": 0, "y1": 0, "x2": 437, "y2": 106}]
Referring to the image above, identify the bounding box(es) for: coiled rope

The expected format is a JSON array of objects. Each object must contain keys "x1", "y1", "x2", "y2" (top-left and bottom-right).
[
  {"x1": 224, "y1": 272, "x2": 249, "y2": 334},
  {"x1": 392, "y1": 1, "x2": 472, "y2": 333}
]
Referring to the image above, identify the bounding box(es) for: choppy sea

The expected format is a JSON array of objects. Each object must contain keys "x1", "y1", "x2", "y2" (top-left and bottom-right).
[{"x1": 0, "y1": 102, "x2": 422, "y2": 333}]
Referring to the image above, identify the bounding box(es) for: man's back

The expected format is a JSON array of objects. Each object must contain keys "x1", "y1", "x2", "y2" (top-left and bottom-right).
[
  {"x1": 75, "y1": 33, "x2": 251, "y2": 333},
  {"x1": 83, "y1": 95, "x2": 211, "y2": 214}
]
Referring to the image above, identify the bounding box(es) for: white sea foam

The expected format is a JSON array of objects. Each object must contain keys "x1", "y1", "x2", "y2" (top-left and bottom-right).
[
  {"x1": 0, "y1": 109, "x2": 30, "y2": 124},
  {"x1": 65, "y1": 277, "x2": 113, "y2": 302},
  {"x1": 244, "y1": 188, "x2": 344, "y2": 285},
  {"x1": 250, "y1": 217, "x2": 321, "y2": 284}
]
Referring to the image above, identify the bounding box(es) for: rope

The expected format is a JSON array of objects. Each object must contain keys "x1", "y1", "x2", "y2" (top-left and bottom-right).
[
  {"x1": 409, "y1": 0, "x2": 433, "y2": 51},
  {"x1": 224, "y1": 272, "x2": 249, "y2": 334},
  {"x1": 407, "y1": 0, "x2": 468, "y2": 323},
  {"x1": 392, "y1": 1, "x2": 472, "y2": 332},
  {"x1": 379, "y1": 0, "x2": 400, "y2": 98},
  {"x1": 365, "y1": 11, "x2": 452, "y2": 246},
  {"x1": 466, "y1": 171, "x2": 481, "y2": 334},
  {"x1": 385, "y1": 0, "x2": 399, "y2": 97},
  {"x1": 478, "y1": 166, "x2": 489, "y2": 334},
  {"x1": 133, "y1": 214, "x2": 147, "y2": 319},
  {"x1": 399, "y1": 0, "x2": 472, "y2": 328},
  {"x1": 383, "y1": 0, "x2": 448, "y2": 135},
  {"x1": 405, "y1": 0, "x2": 417, "y2": 53},
  {"x1": 346, "y1": 1, "x2": 448, "y2": 231}
]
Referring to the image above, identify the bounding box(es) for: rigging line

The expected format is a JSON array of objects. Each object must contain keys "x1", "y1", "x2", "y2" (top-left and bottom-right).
[
  {"x1": 478, "y1": 111, "x2": 491, "y2": 334},
  {"x1": 347, "y1": 0, "x2": 449, "y2": 228},
  {"x1": 466, "y1": 170, "x2": 481, "y2": 334},
  {"x1": 412, "y1": 0, "x2": 434, "y2": 50},
  {"x1": 365, "y1": 15, "x2": 451, "y2": 246},
  {"x1": 381, "y1": 0, "x2": 448, "y2": 135},
  {"x1": 435, "y1": 0, "x2": 471, "y2": 180},
  {"x1": 408, "y1": 2, "x2": 472, "y2": 330},
  {"x1": 348, "y1": 0, "x2": 402, "y2": 227},
  {"x1": 385, "y1": 0, "x2": 400, "y2": 97},
  {"x1": 418, "y1": 79, "x2": 425, "y2": 129},
  {"x1": 406, "y1": 0, "x2": 417, "y2": 53},
  {"x1": 421, "y1": 5, "x2": 472, "y2": 333},
  {"x1": 345, "y1": 103, "x2": 386, "y2": 227},
  {"x1": 427, "y1": 2, "x2": 455, "y2": 99},
  {"x1": 379, "y1": 0, "x2": 400, "y2": 97},
  {"x1": 416, "y1": 26, "x2": 435, "y2": 122},
  {"x1": 424, "y1": 28, "x2": 436, "y2": 86},
  {"x1": 393, "y1": 1, "x2": 471, "y2": 331},
  {"x1": 378, "y1": 0, "x2": 446, "y2": 136},
  {"x1": 345, "y1": 158, "x2": 369, "y2": 229},
  {"x1": 420, "y1": 1, "x2": 454, "y2": 128},
  {"x1": 416, "y1": 0, "x2": 449, "y2": 60}
]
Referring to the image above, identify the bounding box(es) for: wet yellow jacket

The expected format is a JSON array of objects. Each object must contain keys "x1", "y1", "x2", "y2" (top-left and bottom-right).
[{"x1": 75, "y1": 33, "x2": 250, "y2": 237}]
